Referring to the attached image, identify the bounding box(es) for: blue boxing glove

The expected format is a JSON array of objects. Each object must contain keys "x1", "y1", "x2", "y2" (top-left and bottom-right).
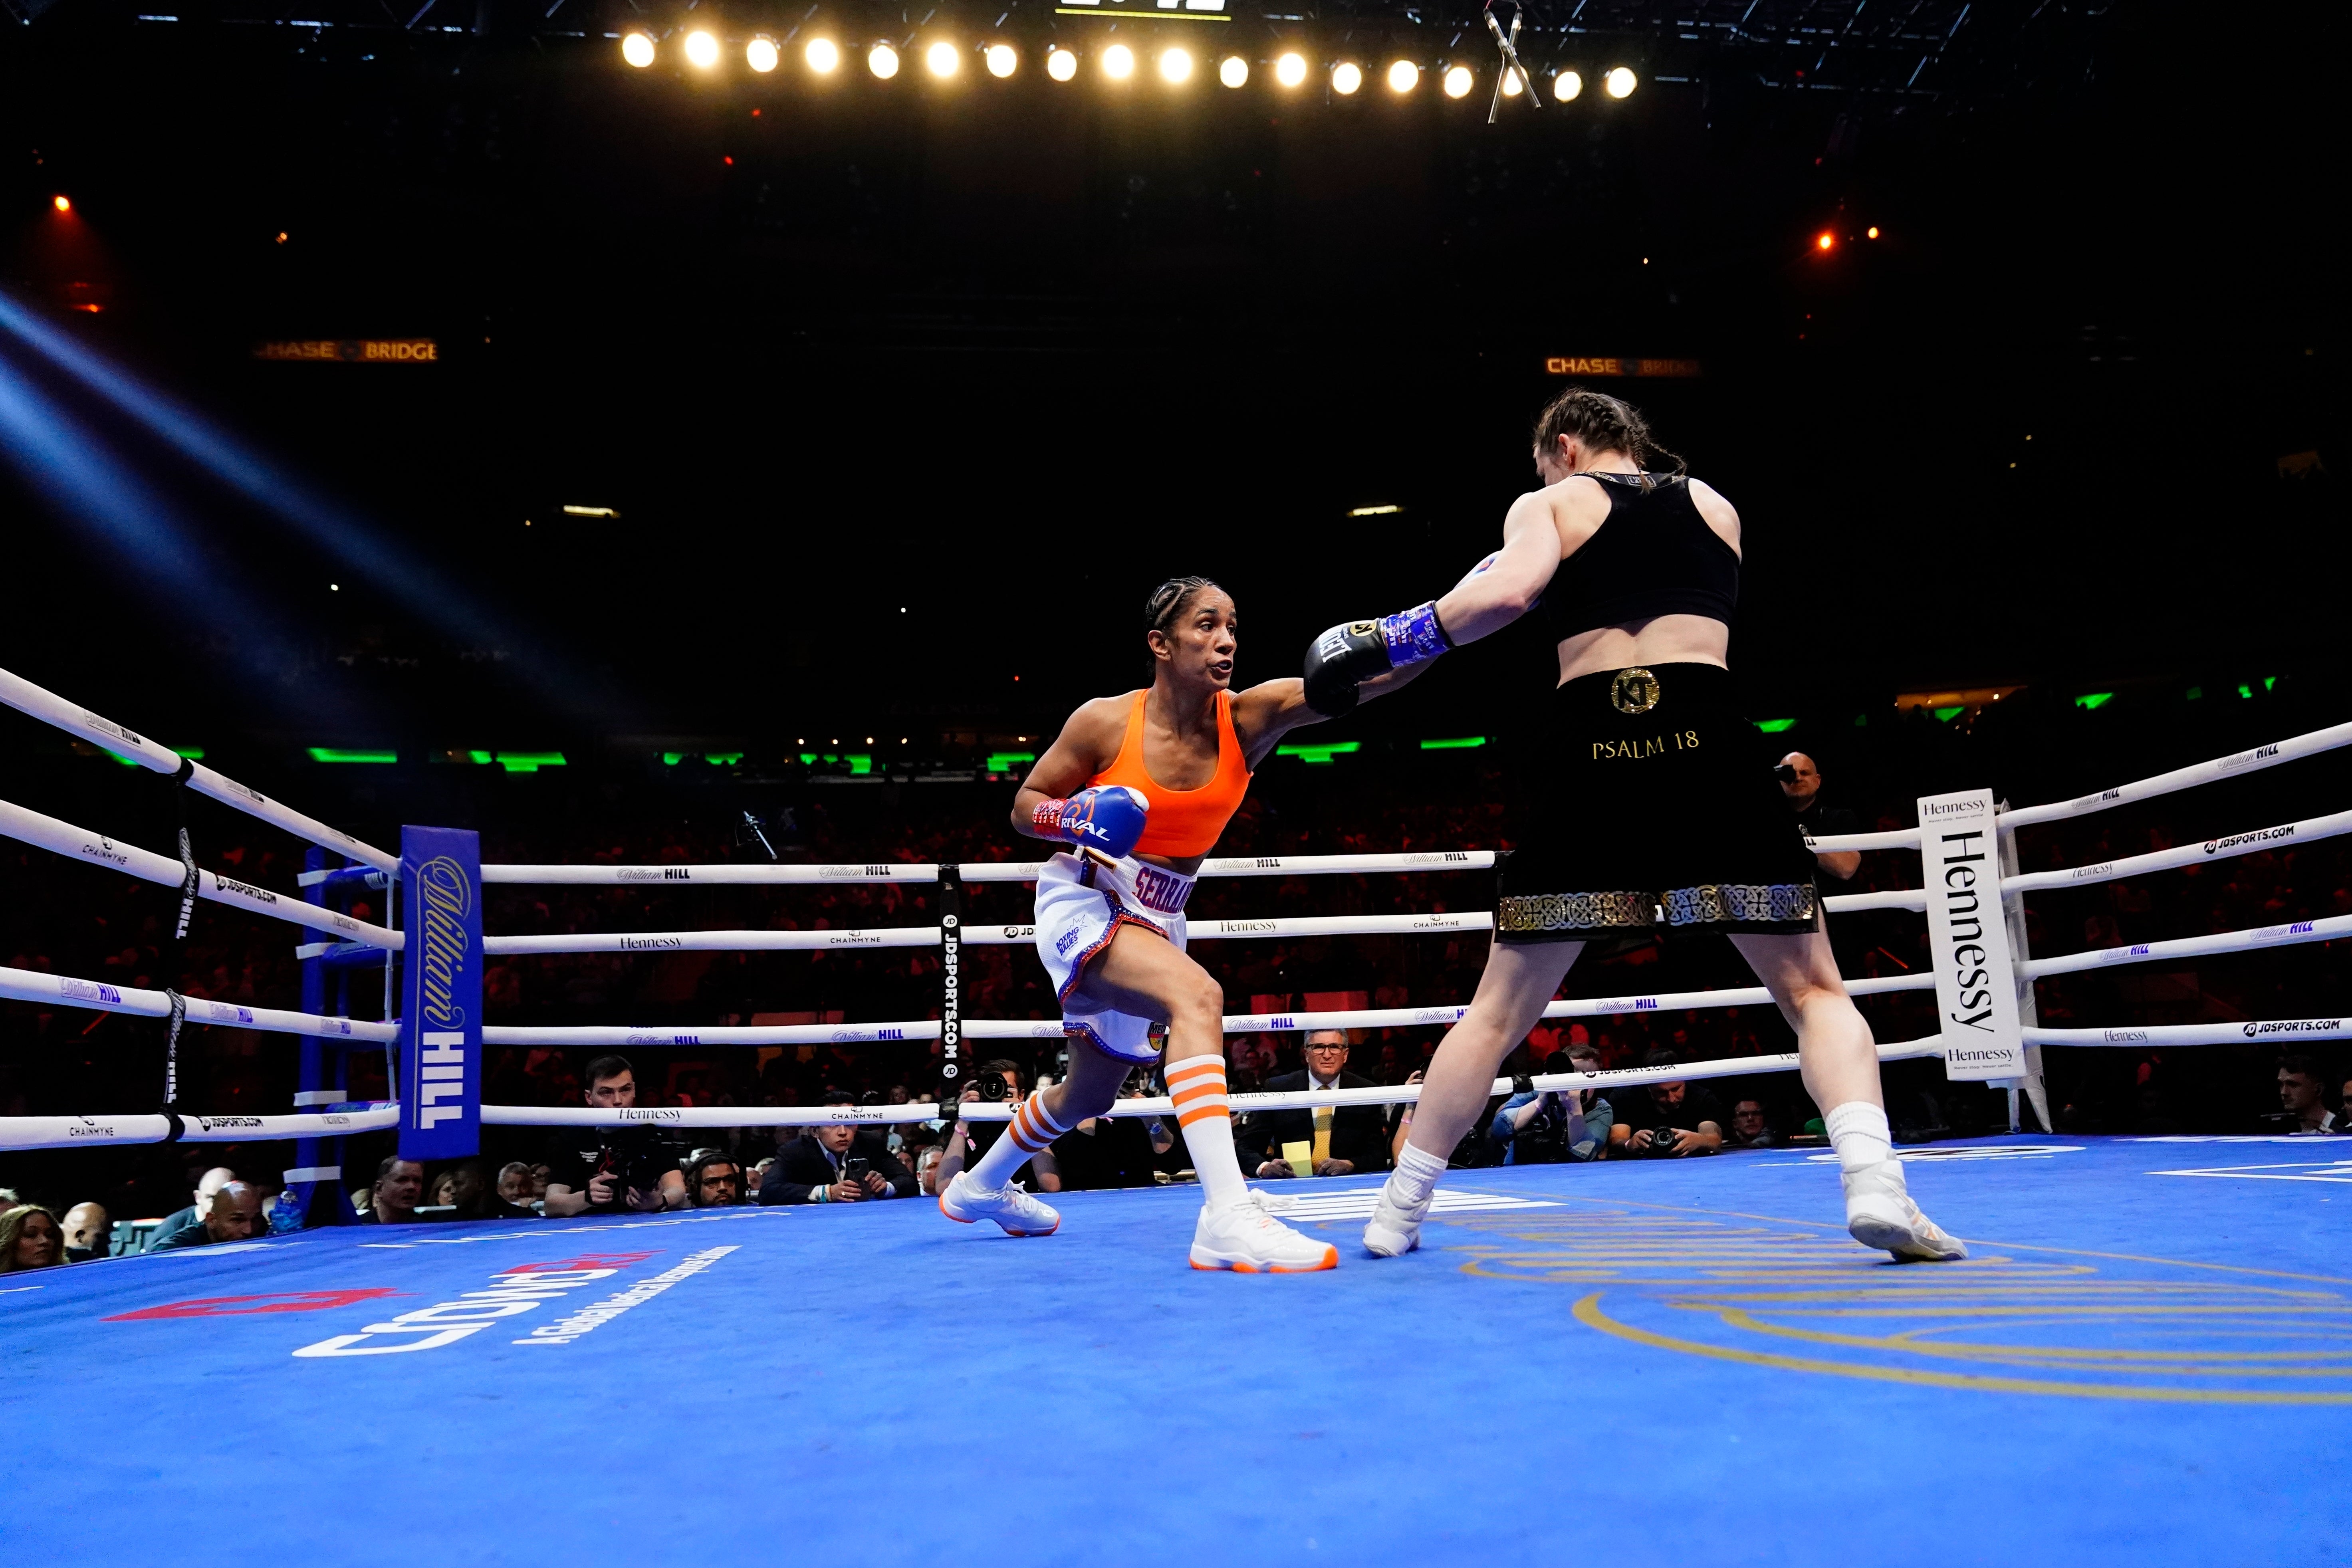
[
  {"x1": 1302, "y1": 601, "x2": 1452, "y2": 717},
  {"x1": 1031, "y1": 785, "x2": 1151, "y2": 859}
]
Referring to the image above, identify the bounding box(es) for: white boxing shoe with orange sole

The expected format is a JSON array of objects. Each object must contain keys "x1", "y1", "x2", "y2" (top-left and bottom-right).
[
  {"x1": 938, "y1": 1171, "x2": 1061, "y2": 1237},
  {"x1": 1188, "y1": 1201, "x2": 1339, "y2": 1273}
]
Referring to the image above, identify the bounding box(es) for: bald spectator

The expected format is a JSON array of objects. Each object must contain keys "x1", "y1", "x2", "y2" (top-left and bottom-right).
[
  {"x1": 360, "y1": 1158, "x2": 426, "y2": 1225},
  {"x1": 60, "y1": 1201, "x2": 111, "y2": 1263},
  {"x1": 148, "y1": 1181, "x2": 268, "y2": 1251},
  {"x1": 1779, "y1": 752, "x2": 1860, "y2": 884},
  {"x1": 147, "y1": 1166, "x2": 236, "y2": 1251},
  {"x1": 1, "y1": 1205, "x2": 64, "y2": 1272}
]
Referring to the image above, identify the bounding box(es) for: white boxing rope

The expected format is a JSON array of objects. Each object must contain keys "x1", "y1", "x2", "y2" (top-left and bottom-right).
[
  {"x1": 1999, "y1": 719, "x2": 2352, "y2": 831},
  {"x1": 0, "y1": 1103, "x2": 401, "y2": 1152},
  {"x1": 0, "y1": 962, "x2": 397, "y2": 1042},
  {"x1": 1211, "y1": 971, "x2": 1936, "y2": 1038},
  {"x1": 959, "y1": 1034, "x2": 1948, "y2": 1122},
  {"x1": 482, "y1": 1021, "x2": 941, "y2": 1047},
  {"x1": 0, "y1": 798, "x2": 401, "y2": 948},
  {"x1": 2003, "y1": 807, "x2": 2352, "y2": 895},
  {"x1": 482, "y1": 927, "x2": 941, "y2": 956},
  {"x1": 962, "y1": 911, "x2": 1493, "y2": 946},
  {"x1": 483, "y1": 1102, "x2": 945, "y2": 1129},
  {"x1": 473, "y1": 971, "x2": 1939, "y2": 1054},
  {"x1": 958, "y1": 850, "x2": 1499, "y2": 883},
  {"x1": 478, "y1": 850, "x2": 1503, "y2": 887},
  {"x1": 484, "y1": 910, "x2": 1495, "y2": 954},
  {"x1": 1805, "y1": 826, "x2": 1923, "y2": 853},
  {"x1": 176, "y1": 1106, "x2": 402, "y2": 1141},
  {"x1": 0, "y1": 663, "x2": 399, "y2": 873},
  {"x1": 482, "y1": 862, "x2": 941, "y2": 886},
  {"x1": 2014, "y1": 911, "x2": 2352, "y2": 981},
  {"x1": 1821, "y1": 887, "x2": 1930, "y2": 914},
  {"x1": 2027, "y1": 1018, "x2": 2352, "y2": 1049}
]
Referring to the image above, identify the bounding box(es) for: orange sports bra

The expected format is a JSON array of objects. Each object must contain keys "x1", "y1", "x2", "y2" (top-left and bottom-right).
[{"x1": 1088, "y1": 690, "x2": 1252, "y2": 859}]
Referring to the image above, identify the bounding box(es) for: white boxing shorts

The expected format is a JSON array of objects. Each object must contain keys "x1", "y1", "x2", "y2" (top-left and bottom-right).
[{"x1": 1033, "y1": 849, "x2": 1195, "y2": 1065}]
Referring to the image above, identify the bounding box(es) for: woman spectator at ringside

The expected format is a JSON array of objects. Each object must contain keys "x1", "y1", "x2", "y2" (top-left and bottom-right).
[{"x1": 1, "y1": 1205, "x2": 65, "y2": 1272}]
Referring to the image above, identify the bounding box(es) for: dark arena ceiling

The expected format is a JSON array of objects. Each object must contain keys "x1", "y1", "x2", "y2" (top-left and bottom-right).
[{"x1": 0, "y1": 0, "x2": 2341, "y2": 752}]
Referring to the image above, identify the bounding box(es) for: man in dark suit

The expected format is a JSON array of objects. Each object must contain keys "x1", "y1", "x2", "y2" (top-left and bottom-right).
[
  {"x1": 1236, "y1": 1030, "x2": 1392, "y2": 1179},
  {"x1": 760, "y1": 1089, "x2": 918, "y2": 1205}
]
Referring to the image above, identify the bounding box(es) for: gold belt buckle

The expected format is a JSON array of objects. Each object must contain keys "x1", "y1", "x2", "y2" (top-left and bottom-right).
[{"x1": 1610, "y1": 666, "x2": 1661, "y2": 716}]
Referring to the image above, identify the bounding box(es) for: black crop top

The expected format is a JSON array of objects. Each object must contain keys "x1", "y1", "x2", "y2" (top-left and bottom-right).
[{"x1": 1538, "y1": 472, "x2": 1738, "y2": 640}]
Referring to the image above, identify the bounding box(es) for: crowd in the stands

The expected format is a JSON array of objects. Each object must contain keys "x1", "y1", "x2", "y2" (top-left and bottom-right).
[{"x1": 4, "y1": 713, "x2": 2349, "y2": 1257}]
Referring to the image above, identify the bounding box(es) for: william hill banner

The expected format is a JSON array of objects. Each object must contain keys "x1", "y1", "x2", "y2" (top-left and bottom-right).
[{"x1": 399, "y1": 825, "x2": 483, "y2": 1161}]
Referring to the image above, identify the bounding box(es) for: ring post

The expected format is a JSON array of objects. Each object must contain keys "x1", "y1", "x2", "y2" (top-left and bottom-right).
[
  {"x1": 1996, "y1": 814, "x2": 2053, "y2": 1132},
  {"x1": 938, "y1": 865, "x2": 963, "y2": 1088},
  {"x1": 397, "y1": 826, "x2": 483, "y2": 1163},
  {"x1": 1917, "y1": 788, "x2": 2027, "y2": 1087},
  {"x1": 290, "y1": 847, "x2": 348, "y2": 1225}
]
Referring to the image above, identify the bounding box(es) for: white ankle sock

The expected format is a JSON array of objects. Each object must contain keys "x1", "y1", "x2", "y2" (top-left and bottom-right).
[
  {"x1": 969, "y1": 1090, "x2": 1072, "y2": 1189},
  {"x1": 1386, "y1": 1141, "x2": 1450, "y2": 1212},
  {"x1": 1166, "y1": 1057, "x2": 1251, "y2": 1211},
  {"x1": 1823, "y1": 1101, "x2": 1894, "y2": 1174}
]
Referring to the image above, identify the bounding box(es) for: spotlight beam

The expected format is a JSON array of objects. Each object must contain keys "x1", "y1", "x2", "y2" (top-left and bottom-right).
[
  {"x1": 0, "y1": 289, "x2": 595, "y2": 718},
  {"x1": 0, "y1": 351, "x2": 317, "y2": 696}
]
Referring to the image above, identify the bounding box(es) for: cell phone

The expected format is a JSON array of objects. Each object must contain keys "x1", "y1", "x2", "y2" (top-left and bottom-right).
[{"x1": 843, "y1": 1156, "x2": 871, "y2": 1183}]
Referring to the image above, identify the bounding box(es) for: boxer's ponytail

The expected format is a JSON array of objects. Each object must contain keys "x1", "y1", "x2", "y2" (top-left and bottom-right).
[{"x1": 1531, "y1": 387, "x2": 1686, "y2": 483}]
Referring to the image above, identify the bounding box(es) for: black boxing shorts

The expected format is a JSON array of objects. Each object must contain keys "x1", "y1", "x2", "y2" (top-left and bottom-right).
[{"x1": 1494, "y1": 662, "x2": 1820, "y2": 941}]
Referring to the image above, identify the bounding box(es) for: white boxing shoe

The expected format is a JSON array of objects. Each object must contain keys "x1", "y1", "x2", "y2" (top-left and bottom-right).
[
  {"x1": 1843, "y1": 1161, "x2": 1967, "y2": 1262},
  {"x1": 938, "y1": 1171, "x2": 1061, "y2": 1237},
  {"x1": 1189, "y1": 1202, "x2": 1338, "y2": 1273},
  {"x1": 1362, "y1": 1183, "x2": 1429, "y2": 1259}
]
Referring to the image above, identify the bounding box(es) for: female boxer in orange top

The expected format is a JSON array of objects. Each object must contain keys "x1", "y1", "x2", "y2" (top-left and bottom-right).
[{"x1": 938, "y1": 576, "x2": 1360, "y2": 1271}]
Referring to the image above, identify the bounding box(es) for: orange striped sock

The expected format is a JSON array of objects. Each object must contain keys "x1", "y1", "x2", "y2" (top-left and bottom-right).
[
  {"x1": 1165, "y1": 1055, "x2": 1249, "y2": 1210},
  {"x1": 969, "y1": 1090, "x2": 1073, "y2": 1189}
]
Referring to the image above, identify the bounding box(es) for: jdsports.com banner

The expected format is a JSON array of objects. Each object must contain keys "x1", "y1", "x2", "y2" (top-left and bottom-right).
[
  {"x1": 1916, "y1": 790, "x2": 2027, "y2": 1081},
  {"x1": 399, "y1": 824, "x2": 483, "y2": 1161}
]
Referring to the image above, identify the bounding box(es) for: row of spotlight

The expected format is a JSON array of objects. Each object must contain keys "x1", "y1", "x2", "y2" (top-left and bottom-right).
[{"x1": 620, "y1": 29, "x2": 1640, "y2": 101}]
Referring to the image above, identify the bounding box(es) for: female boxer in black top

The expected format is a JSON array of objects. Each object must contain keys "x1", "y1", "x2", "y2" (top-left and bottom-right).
[{"x1": 1302, "y1": 387, "x2": 1964, "y2": 1265}]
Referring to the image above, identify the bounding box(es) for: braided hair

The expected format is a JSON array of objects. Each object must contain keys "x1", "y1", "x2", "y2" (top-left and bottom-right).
[
  {"x1": 1144, "y1": 576, "x2": 1224, "y2": 642},
  {"x1": 1142, "y1": 576, "x2": 1227, "y2": 676},
  {"x1": 1531, "y1": 387, "x2": 1686, "y2": 482}
]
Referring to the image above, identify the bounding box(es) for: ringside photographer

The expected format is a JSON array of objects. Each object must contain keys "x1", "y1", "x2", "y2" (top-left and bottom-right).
[{"x1": 542, "y1": 1056, "x2": 688, "y2": 1215}]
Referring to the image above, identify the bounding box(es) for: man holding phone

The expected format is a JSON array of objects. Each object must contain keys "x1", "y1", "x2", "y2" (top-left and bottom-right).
[{"x1": 760, "y1": 1088, "x2": 918, "y2": 1204}]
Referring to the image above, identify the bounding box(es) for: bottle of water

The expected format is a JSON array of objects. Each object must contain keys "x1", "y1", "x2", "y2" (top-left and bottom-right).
[{"x1": 269, "y1": 1187, "x2": 304, "y2": 1235}]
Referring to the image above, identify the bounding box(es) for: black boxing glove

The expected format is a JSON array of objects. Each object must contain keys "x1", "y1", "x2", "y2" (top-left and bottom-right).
[{"x1": 1302, "y1": 601, "x2": 1452, "y2": 717}]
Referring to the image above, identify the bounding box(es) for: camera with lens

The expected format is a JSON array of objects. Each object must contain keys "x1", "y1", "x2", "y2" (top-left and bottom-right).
[
  {"x1": 1511, "y1": 1074, "x2": 1535, "y2": 1096},
  {"x1": 972, "y1": 1070, "x2": 1011, "y2": 1102},
  {"x1": 594, "y1": 1124, "x2": 682, "y2": 1207}
]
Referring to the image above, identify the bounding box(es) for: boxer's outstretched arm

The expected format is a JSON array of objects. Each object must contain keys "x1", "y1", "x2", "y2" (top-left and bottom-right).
[
  {"x1": 1431, "y1": 490, "x2": 1561, "y2": 647},
  {"x1": 1231, "y1": 676, "x2": 1333, "y2": 767},
  {"x1": 1299, "y1": 490, "x2": 1563, "y2": 718}
]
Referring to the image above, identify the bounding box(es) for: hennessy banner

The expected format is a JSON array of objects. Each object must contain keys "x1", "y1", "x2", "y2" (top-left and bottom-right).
[
  {"x1": 1916, "y1": 790, "x2": 2027, "y2": 1081},
  {"x1": 398, "y1": 825, "x2": 483, "y2": 1161}
]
